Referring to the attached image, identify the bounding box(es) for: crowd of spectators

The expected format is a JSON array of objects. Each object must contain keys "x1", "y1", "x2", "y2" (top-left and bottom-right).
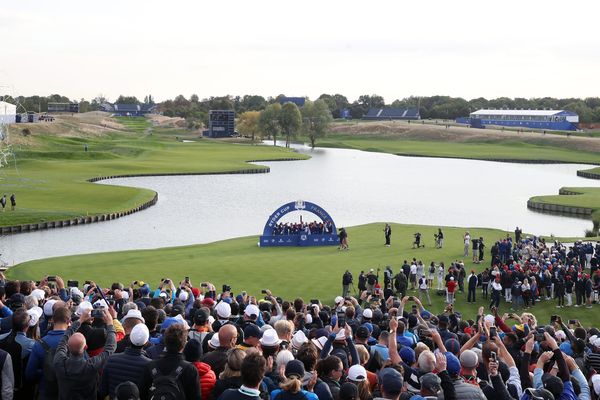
[{"x1": 0, "y1": 234, "x2": 598, "y2": 399}]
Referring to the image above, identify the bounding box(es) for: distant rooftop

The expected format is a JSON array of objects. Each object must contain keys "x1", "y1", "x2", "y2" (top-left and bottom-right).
[{"x1": 471, "y1": 109, "x2": 576, "y2": 117}]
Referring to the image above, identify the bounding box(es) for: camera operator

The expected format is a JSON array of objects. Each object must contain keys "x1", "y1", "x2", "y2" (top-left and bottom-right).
[
  {"x1": 342, "y1": 270, "x2": 353, "y2": 298},
  {"x1": 413, "y1": 232, "x2": 422, "y2": 249}
]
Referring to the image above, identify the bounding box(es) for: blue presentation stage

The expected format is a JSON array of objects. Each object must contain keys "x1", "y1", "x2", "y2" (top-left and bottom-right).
[{"x1": 260, "y1": 200, "x2": 339, "y2": 247}]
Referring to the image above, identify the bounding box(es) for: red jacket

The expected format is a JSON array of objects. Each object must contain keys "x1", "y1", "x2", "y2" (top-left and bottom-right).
[
  {"x1": 446, "y1": 280, "x2": 457, "y2": 293},
  {"x1": 193, "y1": 361, "x2": 216, "y2": 400}
]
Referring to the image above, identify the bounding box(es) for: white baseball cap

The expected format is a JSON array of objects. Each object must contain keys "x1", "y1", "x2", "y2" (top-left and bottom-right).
[
  {"x1": 76, "y1": 301, "x2": 93, "y2": 316},
  {"x1": 209, "y1": 333, "x2": 220, "y2": 349},
  {"x1": 31, "y1": 289, "x2": 46, "y2": 301},
  {"x1": 179, "y1": 291, "x2": 189, "y2": 302},
  {"x1": 43, "y1": 299, "x2": 58, "y2": 316},
  {"x1": 130, "y1": 323, "x2": 149, "y2": 346},
  {"x1": 93, "y1": 299, "x2": 108, "y2": 309},
  {"x1": 363, "y1": 309, "x2": 373, "y2": 319},
  {"x1": 215, "y1": 301, "x2": 231, "y2": 319},
  {"x1": 244, "y1": 304, "x2": 260, "y2": 318},
  {"x1": 347, "y1": 365, "x2": 367, "y2": 382},
  {"x1": 27, "y1": 307, "x2": 43, "y2": 327}
]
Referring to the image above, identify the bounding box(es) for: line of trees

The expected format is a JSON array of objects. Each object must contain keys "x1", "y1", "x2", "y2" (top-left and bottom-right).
[
  {"x1": 236, "y1": 99, "x2": 333, "y2": 148},
  {"x1": 5, "y1": 93, "x2": 600, "y2": 124},
  {"x1": 158, "y1": 93, "x2": 600, "y2": 124}
]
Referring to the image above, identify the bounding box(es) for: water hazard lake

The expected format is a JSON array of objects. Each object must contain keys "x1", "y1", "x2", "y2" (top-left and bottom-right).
[{"x1": 2, "y1": 144, "x2": 599, "y2": 264}]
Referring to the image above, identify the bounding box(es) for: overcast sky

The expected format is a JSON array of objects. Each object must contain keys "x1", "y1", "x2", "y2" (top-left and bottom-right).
[{"x1": 1, "y1": 0, "x2": 599, "y2": 103}]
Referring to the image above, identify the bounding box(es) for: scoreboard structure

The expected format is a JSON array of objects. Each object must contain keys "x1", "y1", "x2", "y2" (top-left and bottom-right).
[
  {"x1": 204, "y1": 110, "x2": 235, "y2": 138},
  {"x1": 48, "y1": 102, "x2": 79, "y2": 113}
]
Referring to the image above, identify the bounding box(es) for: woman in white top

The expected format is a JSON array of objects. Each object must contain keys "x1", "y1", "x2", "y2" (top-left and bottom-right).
[
  {"x1": 416, "y1": 261, "x2": 424, "y2": 283},
  {"x1": 463, "y1": 232, "x2": 471, "y2": 257}
]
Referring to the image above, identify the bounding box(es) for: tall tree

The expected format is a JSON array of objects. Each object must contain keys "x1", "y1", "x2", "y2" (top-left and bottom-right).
[
  {"x1": 259, "y1": 103, "x2": 282, "y2": 145},
  {"x1": 279, "y1": 102, "x2": 302, "y2": 148},
  {"x1": 237, "y1": 111, "x2": 261, "y2": 142},
  {"x1": 301, "y1": 99, "x2": 333, "y2": 148},
  {"x1": 115, "y1": 95, "x2": 141, "y2": 104}
]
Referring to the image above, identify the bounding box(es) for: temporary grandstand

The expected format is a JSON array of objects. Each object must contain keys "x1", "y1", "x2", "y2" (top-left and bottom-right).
[
  {"x1": 102, "y1": 103, "x2": 157, "y2": 117},
  {"x1": 464, "y1": 109, "x2": 579, "y2": 131},
  {"x1": 362, "y1": 108, "x2": 420, "y2": 120},
  {"x1": 48, "y1": 102, "x2": 80, "y2": 113}
]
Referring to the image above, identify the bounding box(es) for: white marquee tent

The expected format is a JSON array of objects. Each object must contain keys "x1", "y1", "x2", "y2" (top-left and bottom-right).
[{"x1": 0, "y1": 101, "x2": 16, "y2": 124}]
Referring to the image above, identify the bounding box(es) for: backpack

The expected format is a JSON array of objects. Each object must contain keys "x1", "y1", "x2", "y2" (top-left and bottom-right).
[
  {"x1": 0, "y1": 332, "x2": 25, "y2": 390},
  {"x1": 429, "y1": 265, "x2": 436, "y2": 274},
  {"x1": 149, "y1": 365, "x2": 184, "y2": 400},
  {"x1": 39, "y1": 339, "x2": 59, "y2": 397}
]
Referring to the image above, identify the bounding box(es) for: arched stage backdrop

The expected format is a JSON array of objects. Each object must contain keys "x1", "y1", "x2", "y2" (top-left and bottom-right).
[{"x1": 259, "y1": 200, "x2": 339, "y2": 247}]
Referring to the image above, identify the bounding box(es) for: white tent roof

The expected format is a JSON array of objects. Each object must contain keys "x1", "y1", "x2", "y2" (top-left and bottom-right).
[
  {"x1": 0, "y1": 101, "x2": 16, "y2": 116},
  {"x1": 471, "y1": 109, "x2": 564, "y2": 117}
]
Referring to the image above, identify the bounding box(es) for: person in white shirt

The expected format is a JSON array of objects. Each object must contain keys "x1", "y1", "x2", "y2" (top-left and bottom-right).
[
  {"x1": 418, "y1": 276, "x2": 431, "y2": 306},
  {"x1": 464, "y1": 232, "x2": 471, "y2": 257},
  {"x1": 410, "y1": 263, "x2": 417, "y2": 290},
  {"x1": 437, "y1": 263, "x2": 445, "y2": 291}
]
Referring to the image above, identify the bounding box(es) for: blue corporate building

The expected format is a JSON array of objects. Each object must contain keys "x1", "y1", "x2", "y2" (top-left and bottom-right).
[{"x1": 459, "y1": 109, "x2": 579, "y2": 131}]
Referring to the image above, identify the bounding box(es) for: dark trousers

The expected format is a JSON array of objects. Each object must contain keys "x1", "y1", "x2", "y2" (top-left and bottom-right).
[
  {"x1": 576, "y1": 290, "x2": 584, "y2": 305},
  {"x1": 490, "y1": 291, "x2": 501, "y2": 309},
  {"x1": 385, "y1": 235, "x2": 391, "y2": 245},
  {"x1": 482, "y1": 283, "x2": 489, "y2": 299},
  {"x1": 468, "y1": 287, "x2": 476, "y2": 302}
]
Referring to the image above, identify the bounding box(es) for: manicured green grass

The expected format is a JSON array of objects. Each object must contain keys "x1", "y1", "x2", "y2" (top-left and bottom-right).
[
  {"x1": 316, "y1": 135, "x2": 600, "y2": 164},
  {"x1": 8, "y1": 223, "x2": 598, "y2": 327},
  {"x1": 0, "y1": 120, "x2": 306, "y2": 227},
  {"x1": 530, "y1": 187, "x2": 600, "y2": 230},
  {"x1": 113, "y1": 116, "x2": 151, "y2": 133}
]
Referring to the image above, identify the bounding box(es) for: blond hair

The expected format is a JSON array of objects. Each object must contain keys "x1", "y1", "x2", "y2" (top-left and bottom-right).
[
  {"x1": 219, "y1": 348, "x2": 247, "y2": 379},
  {"x1": 275, "y1": 320, "x2": 294, "y2": 340},
  {"x1": 355, "y1": 344, "x2": 369, "y2": 365},
  {"x1": 280, "y1": 376, "x2": 302, "y2": 393}
]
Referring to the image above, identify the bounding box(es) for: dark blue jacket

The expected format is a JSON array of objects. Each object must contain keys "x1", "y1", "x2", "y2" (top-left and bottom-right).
[
  {"x1": 25, "y1": 329, "x2": 66, "y2": 396},
  {"x1": 100, "y1": 346, "x2": 151, "y2": 399},
  {"x1": 146, "y1": 342, "x2": 165, "y2": 360}
]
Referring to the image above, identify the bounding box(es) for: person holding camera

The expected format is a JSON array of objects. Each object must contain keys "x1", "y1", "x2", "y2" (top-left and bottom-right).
[{"x1": 54, "y1": 308, "x2": 117, "y2": 399}]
